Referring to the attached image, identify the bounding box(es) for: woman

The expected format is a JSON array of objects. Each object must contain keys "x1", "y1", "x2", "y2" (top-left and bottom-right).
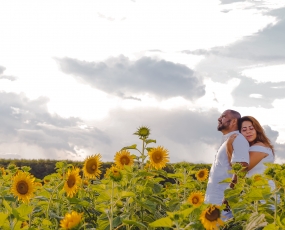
[{"x1": 227, "y1": 116, "x2": 275, "y2": 185}]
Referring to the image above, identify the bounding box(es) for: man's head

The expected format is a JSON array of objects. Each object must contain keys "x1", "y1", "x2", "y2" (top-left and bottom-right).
[{"x1": 217, "y1": 110, "x2": 241, "y2": 134}]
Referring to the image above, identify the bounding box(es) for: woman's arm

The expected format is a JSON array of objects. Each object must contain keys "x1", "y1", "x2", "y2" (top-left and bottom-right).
[{"x1": 248, "y1": 151, "x2": 268, "y2": 171}]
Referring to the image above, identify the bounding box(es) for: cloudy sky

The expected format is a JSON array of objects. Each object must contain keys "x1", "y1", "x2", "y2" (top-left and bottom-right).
[{"x1": 1, "y1": 0, "x2": 285, "y2": 164}]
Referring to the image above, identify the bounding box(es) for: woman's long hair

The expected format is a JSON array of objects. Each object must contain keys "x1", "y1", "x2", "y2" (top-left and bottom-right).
[{"x1": 238, "y1": 116, "x2": 274, "y2": 155}]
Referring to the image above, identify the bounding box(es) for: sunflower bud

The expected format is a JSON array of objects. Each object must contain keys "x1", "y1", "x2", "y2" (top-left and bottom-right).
[
  {"x1": 134, "y1": 126, "x2": 151, "y2": 138},
  {"x1": 109, "y1": 166, "x2": 123, "y2": 182},
  {"x1": 232, "y1": 163, "x2": 243, "y2": 172}
]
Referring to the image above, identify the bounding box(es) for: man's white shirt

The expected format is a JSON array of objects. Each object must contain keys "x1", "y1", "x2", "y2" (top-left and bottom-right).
[{"x1": 205, "y1": 131, "x2": 249, "y2": 205}]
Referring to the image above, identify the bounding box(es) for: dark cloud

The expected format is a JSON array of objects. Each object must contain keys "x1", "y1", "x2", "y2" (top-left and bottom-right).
[
  {"x1": 56, "y1": 56, "x2": 205, "y2": 101},
  {"x1": 264, "y1": 125, "x2": 285, "y2": 160},
  {"x1": 232, "y1": 76, "x2": 285, "y2": 108},
  {"x1": 0, "y1": 92, "x2": 111, "y2": 159},
  {"x1": 223, "y1": 8, "x2": 285, "y2": 62},
  {"x1": 95, "y1": 107, "x2": 223, "y2": 163},
  {"x1": 188, "y1": 7, "x2": 285, "y2": 109}
]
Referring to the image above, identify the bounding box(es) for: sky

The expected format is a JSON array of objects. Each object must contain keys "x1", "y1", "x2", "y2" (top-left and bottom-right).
[{"x1": 0, "y1": 0, "x2": 285, "y2": 164}]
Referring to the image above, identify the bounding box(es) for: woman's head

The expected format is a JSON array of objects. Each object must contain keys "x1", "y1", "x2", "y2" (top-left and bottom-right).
[{"x1": 238, "y1": 116, "x2": 274, "y2": 153}]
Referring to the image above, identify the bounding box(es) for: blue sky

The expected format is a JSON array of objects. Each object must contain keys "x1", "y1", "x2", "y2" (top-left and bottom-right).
[{"x1": 0, "y1": 0, "x2": 285, "y2": 163}]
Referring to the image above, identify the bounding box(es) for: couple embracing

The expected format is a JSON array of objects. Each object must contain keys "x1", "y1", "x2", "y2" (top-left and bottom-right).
[{"x1": 204, "y1": 109, "x2": 275, "y2": 220}]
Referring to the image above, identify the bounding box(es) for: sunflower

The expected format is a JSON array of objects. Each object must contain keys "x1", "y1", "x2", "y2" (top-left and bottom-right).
[
  {"x1": 34, "y1": 182, "x2": 43, "y2": 189},
  {"x1": 83, "y1": 179, "x2": 89, "y2": 186},
  {"x1": 0, "y1": 167, "x2": 6, "y2": 176},
  {"x1": 200, "y1": 205, "x2": 224, "y2": 230},
  {"x1": 253, "y1": 174, "x2": 262, "y2": 182},
  {"x1": 134, "y1": 126, "x2": 151, "y2": 138},
  {"x1": 196, "y1": 169, "x2": 209, "y2": 181},
  {"x1": 114, "y1": 150, "x2": 134, "y2": 169},
  {"x1": 11, "y1": 171, "x2": 35, "y2": 203},
  {"x1": 148, "y1": 146, "x2": 169, "y2": 170},
  {"x1": 60, "y1": 211, "x2": 82, "y2": 229},
  {"x1": 188, "y1": 191, "x2": 204, "y2": 207},
  {"x1": 109, "y1": 165, "x2": 123, "y2": 182},
  {"x1": 83, "y1": 154, "x2": 102, "y2": 179},
  {"x1": 20, "y1": 221, "x2": 28, "y2": 229},
  {"x1": 64, "y1": 167, "x2": 81, "y2": 198}
]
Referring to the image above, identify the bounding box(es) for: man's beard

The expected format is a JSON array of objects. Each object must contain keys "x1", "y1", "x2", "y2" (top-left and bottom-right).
[{"x1": 217, "y1": 123, "x2": 229, "y2": 131}]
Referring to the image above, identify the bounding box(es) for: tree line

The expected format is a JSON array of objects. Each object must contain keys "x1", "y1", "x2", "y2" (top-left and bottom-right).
[{"x1": 0, "y1": 158, "x2": 211, "y2": 180}]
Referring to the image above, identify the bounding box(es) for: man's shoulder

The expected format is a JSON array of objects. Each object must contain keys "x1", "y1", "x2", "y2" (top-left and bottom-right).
[{"x1": 233, "y1": 133, "x2": 249, "y2": 145}]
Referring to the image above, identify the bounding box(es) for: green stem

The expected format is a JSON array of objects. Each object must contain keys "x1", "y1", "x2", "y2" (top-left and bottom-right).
[
  {"x1": 46, "y1": 180, "x2": 64, "y2": 218},
  {"x1": 183, "y1": 168, "x2": 186, "y2": 201},
  {"x1": 274, "y1": 192, "x2": 277, "y2": 226},
  {"x1": 110, "y1": 180, "x2": 114, "y2": 230},
  {"x1": 141, "y1": 139, "x2": 145, "y2": 169}
]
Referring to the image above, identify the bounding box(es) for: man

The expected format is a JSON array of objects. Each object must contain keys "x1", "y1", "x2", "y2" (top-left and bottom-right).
[{"x1": 204, "y1": 110, "x2": 249, "y2": 219}]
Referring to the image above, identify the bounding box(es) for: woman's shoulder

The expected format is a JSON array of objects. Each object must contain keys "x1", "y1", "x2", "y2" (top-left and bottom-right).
[
  {"x1": 252, "y1": 142, "x2": 267, "y2": 147},
  {"x1": 250, "y1": 142, "x2": 272, "y2": 154}
]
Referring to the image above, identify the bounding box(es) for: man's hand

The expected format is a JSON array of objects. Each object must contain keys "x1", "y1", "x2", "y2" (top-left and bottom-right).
[{"x1": 222, "y1": 198, "x2": 231, "y2": 212}]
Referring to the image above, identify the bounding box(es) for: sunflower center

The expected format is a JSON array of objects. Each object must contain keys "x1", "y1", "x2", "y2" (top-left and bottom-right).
[
  {"x1": 198, "y1": 172, "x2": 205, "y2": 178},
  {"x1": 16, "y1": 180, "x2": 29, "y2": 195},
  {"x1": 192, "y1": 197, "x2": 199, "y2": 204},
  {"x1": 87, "y1": 160, "x2": 97, "y2": 174},
  {"x1": 205, "y1": 208, "x2": 220, "y2": 222},
  {"x1": 139, "y1": 128, "x2": 149, "y2": 136},
  {"x1": 67, "y1": 175, "x2": 76, "y2": 188},
  {"x1": 120, "y1": 156, "x2": 130, "y2": 165},
  {"x1": 152, "y1": 152, "x2": 162, "y2": 163}
]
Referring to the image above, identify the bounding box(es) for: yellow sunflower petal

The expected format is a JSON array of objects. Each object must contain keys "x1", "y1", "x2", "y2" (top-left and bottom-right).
[
  {"x1": 0, "y1": 167, "x2": 6, "y2": 176},
  {"x1": 11, "y1": 171, "x2": 35, "y2": 203},
  {"x1": 64, "y1": 167, "x2": 81, "y2": 198},
  {"x1": 148, "y1": 146, "x2": 169, "y2": 170},
  {"x1": 83, "y1": 154, "x2": 102, "y2": 179},
  {"x1": 60, "y1": 211, "x2": 82, "y2": 229},
  {"x1": 114, "y1": 150, "x2": 134, "y2": 169}
]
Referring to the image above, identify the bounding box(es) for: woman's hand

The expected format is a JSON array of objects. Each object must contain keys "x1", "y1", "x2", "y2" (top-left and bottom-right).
[{"x1": 226, "y1": 134, "x2": 238, "y2": 165}]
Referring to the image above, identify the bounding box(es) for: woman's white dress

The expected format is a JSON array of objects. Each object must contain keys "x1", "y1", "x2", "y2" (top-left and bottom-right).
[{"x1": 247, "y1": 145, "x2": 275, "y2": 189}]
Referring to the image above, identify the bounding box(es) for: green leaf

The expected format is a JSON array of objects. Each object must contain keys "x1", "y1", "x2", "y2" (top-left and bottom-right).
[
  {"x1": 16, "y1": 204, "x2": 33, "y2": 218},
  {"x1": 3, "y1": 195, "x2": 17, "y2": 202},
  {"x1": 219, "y1": 178, "x2": 232, "y2": 183},
  {"x1": 55, "y1": 161, "x2": 66, "y2": 169},
  {"x1": 152, "y1": 183, "x2": 162, "y2": 193},
  {"x1": 247, "y1": 189, "x2": 264, "y2": 200},
  {"x1": 0, "y1": 213, "x2": 9, "y2": 227},
  {"x1": 121, "y1": 144, "x2": 137, "y2": 150},
  {"x1": 168, "y1": 198, "x2": 181, "y2": 211},
  {"x1": 113, "y1": 216, "x2": 121, "y2": 227},
  {"x1": 149, "y1": 217, "x2": 173, "y2": 227},
  {"x1": 122, "y1": 219, "x2": 147, "y2": 228},
  {"x1": 121, "y1": 191, "x2": 136, "y2": 198},
  {"x1": 2, "y1": 200, "x2": 12, "y2": 213},
  {"x1": 34, "y1": 196, "x2": 49, "y2": 201},
  {"x1": 42, "y1": 219, "x2": 52, "y2": 226},
  {"x1": 181, "y1": 207, "x2": 196, "y2": 217},
  {"x1": 263, "y1": 223, "x2": 277, "y2": 230},
  {"x1": 167, "y1": 173, "x2": 184, "y2": 179},
  {"x1": 21, "y1": 166, "x2": 31, "y2": 172},
  {"x1": 145, "y1": 139, "x2": 156, "y2": 144}
]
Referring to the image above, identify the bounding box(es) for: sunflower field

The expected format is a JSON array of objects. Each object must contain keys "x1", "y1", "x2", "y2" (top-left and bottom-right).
[{"x1": 0, "y1": 127, "x2": 284, "y2": 230}]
